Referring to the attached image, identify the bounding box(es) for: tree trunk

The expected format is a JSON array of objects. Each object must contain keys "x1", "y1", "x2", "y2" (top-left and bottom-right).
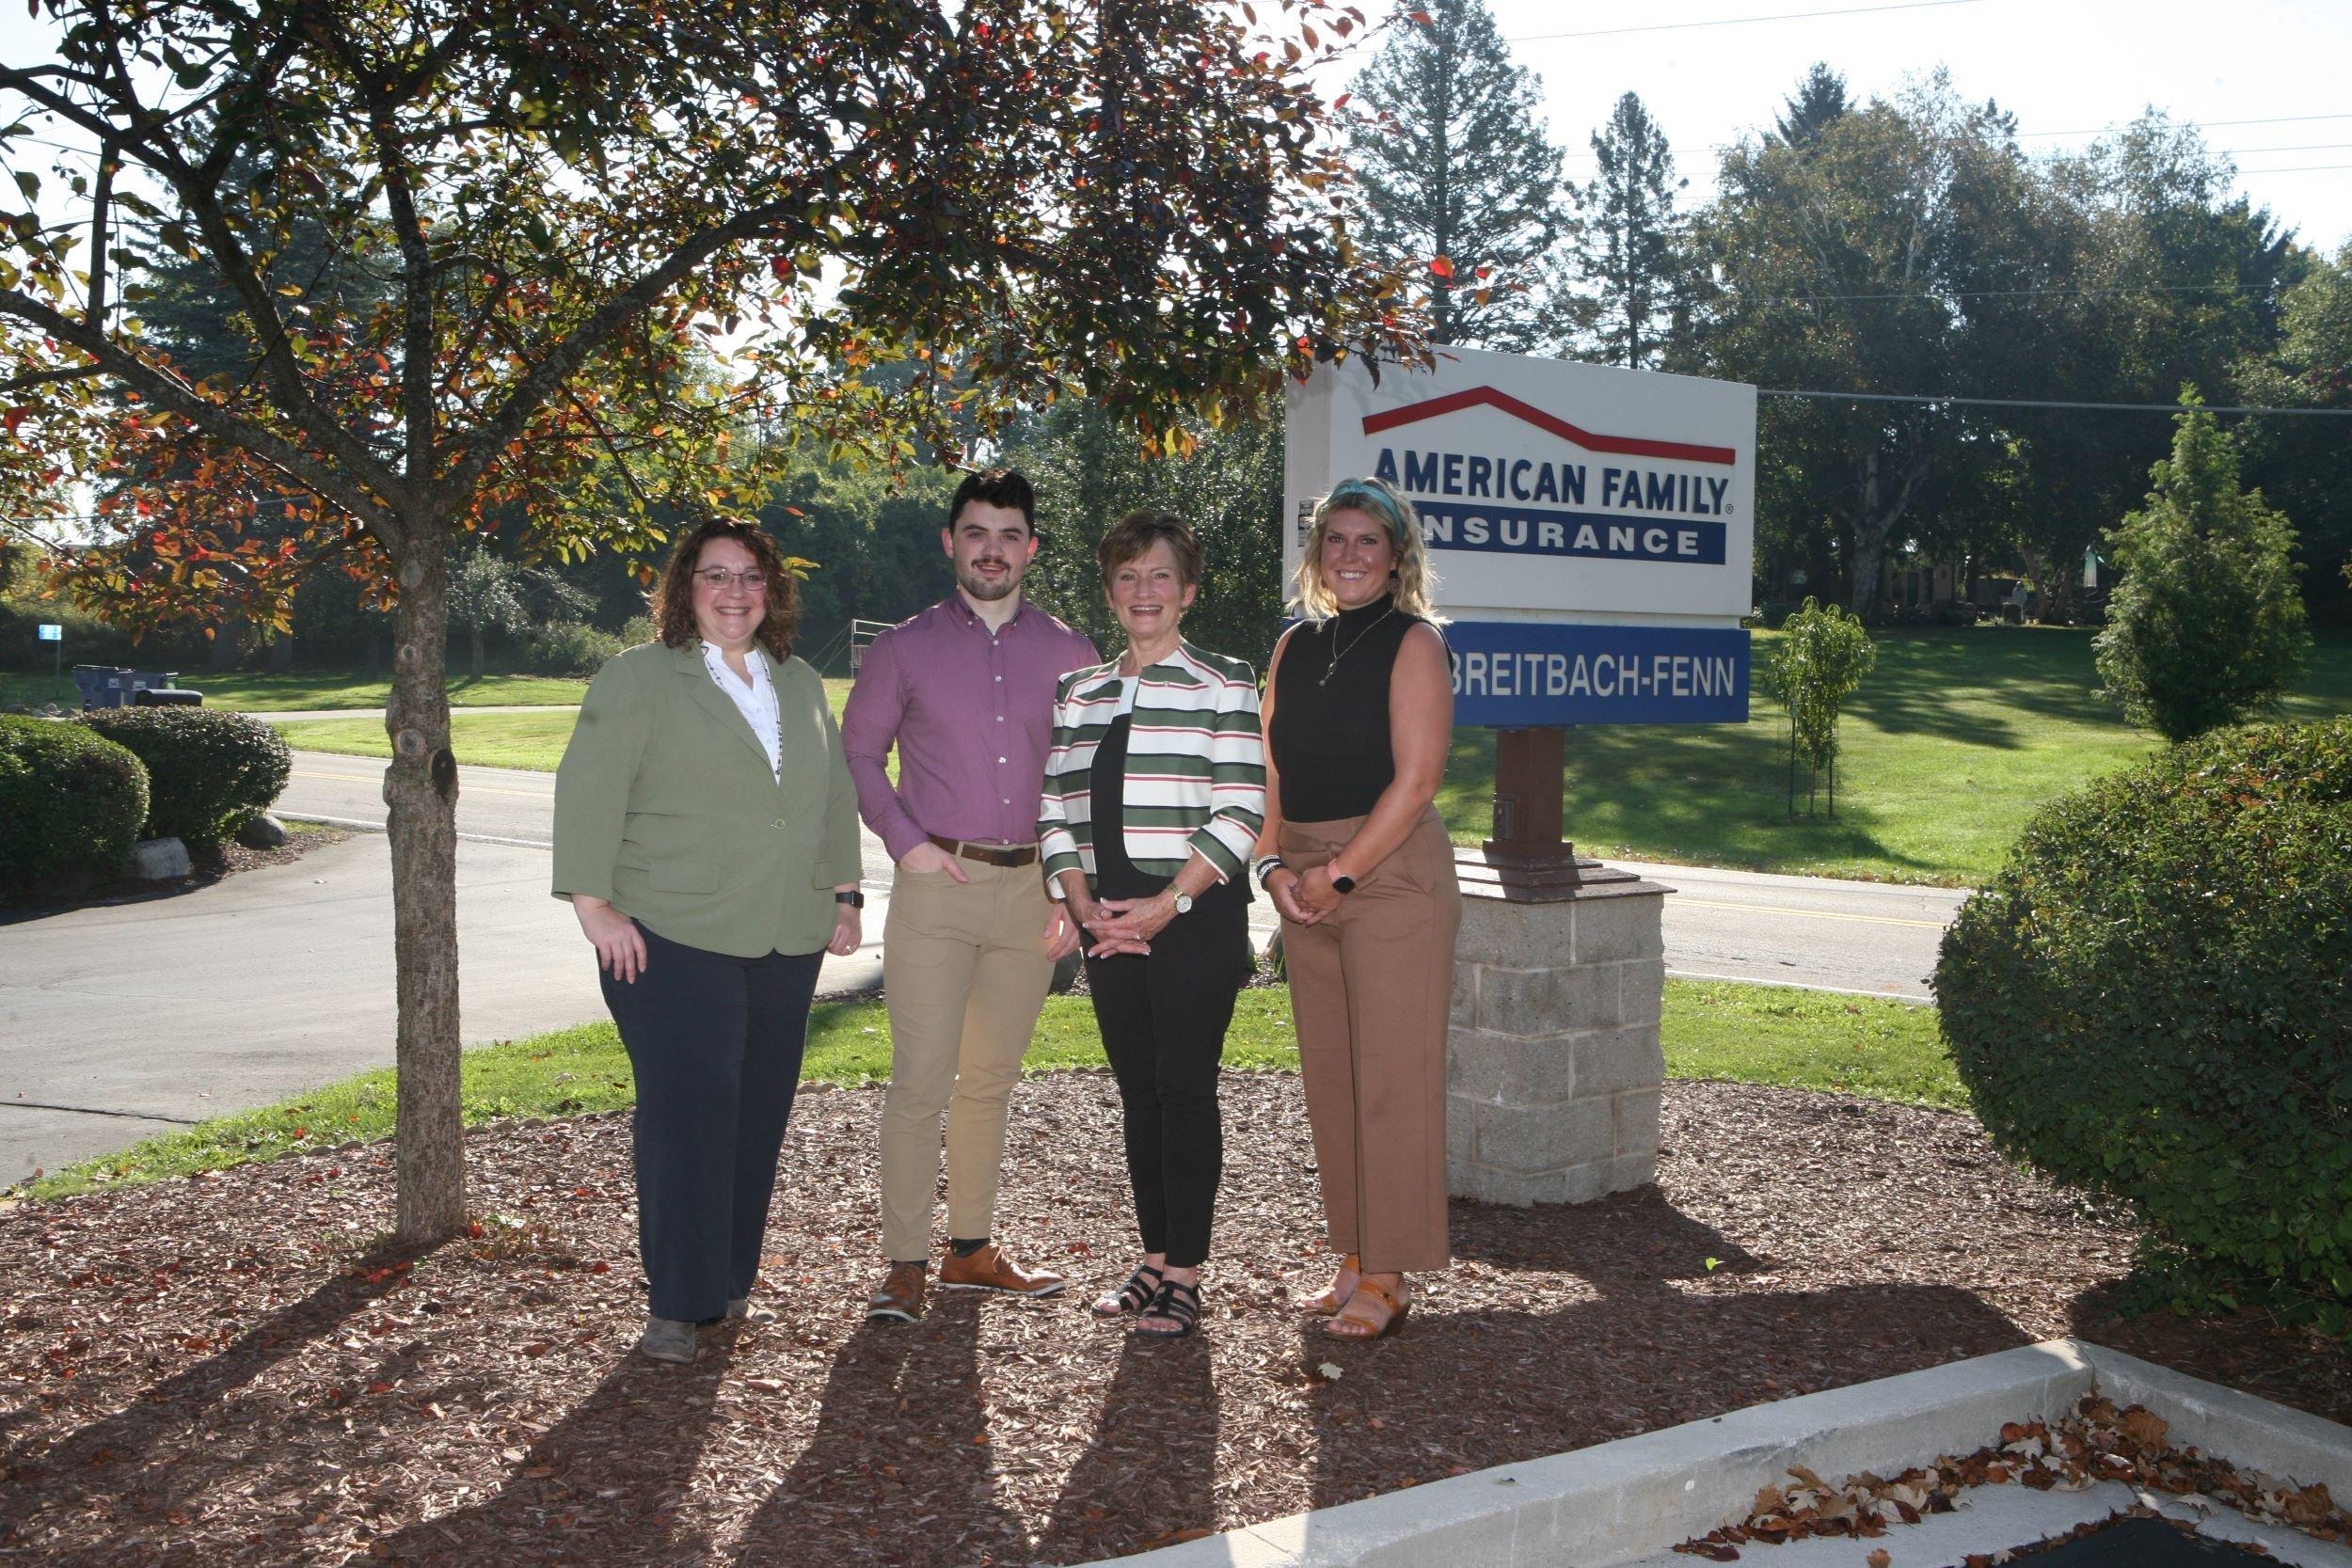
[
  {"x1": 266, "y1": 630, "x2": 295, "y2": 672},
  {"x1": 1849, "y1": 451, "x2": 1890, "y2": 621},
  {"x1": 384, "y1": 524, "x2": 466, "y2": 1243},
  {"x1": 210, "y1": 617, "x2": 244, "y2": 672},
  {"x1": 469, "y1": 624, "x2": 484, "y2": 680}
]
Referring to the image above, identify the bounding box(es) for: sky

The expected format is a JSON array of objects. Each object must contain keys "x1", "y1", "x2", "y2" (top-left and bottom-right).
[{"x1": 1434, "y1": 0, "x2": 2352, "y2": 254}]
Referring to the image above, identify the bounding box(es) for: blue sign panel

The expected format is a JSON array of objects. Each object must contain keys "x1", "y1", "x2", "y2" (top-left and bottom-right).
[
  {"x1": 37, "y1": 624, "x2": 62, "y2": 641},
  {"x1": 1447, "y1": 621, "x2": 1749, "y2": 728}
]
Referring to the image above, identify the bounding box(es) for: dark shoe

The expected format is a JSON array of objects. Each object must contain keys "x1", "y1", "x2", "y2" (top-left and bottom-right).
[
  {"x1": 636, "y1": 1315, "x2": 699, "y2": 1364},
  {"x1": 1134, "y1": 1277, "x2": 1200, "y2": 1338},
  {"x1": 937, "y1": 1243, "x2": 1065, "y2": 1297},
  {"x1": 866, "y1": 1261, "x2": 926, "y2": 1323},
  {"x1": 1091, "y1": 1262, "x2": 1165, "y2": 1319}
]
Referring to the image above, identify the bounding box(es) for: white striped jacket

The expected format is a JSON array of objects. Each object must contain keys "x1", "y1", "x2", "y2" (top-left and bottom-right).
[{"x1": 1037, "y1": 641, "x2": 1266, "y2": 892}]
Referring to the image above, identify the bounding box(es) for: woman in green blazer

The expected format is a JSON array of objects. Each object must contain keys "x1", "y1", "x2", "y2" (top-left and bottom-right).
[{"x1": 553, "y1": 518, "x2": 863, "y2": 1365}]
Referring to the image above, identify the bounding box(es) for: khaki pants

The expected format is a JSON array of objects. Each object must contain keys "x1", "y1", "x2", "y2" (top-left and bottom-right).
[
  {"x1": 878, "y1": 860, "x2": 1056, "y2": 1261},
  {"x1": 1279, "y1": 808, "x2": 1461, "y2": 1273}
]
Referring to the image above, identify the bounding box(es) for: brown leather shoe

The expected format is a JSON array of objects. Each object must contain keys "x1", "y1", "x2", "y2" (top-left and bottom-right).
[
  {"x1": 936, "y1": 1243, "x2": 1065, "y2": 1297},
  {"x1": 866, "y1": 1261, "x2": 926, "y2": 1323}
]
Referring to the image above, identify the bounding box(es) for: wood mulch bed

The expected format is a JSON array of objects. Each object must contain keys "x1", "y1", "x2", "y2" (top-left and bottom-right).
[
  {"x1": 2, "y1": 1076, "x2": 2344, "y2": 1567},
  {"x1": 0, "y1": 826, "x2": 350, "y2": 923}
]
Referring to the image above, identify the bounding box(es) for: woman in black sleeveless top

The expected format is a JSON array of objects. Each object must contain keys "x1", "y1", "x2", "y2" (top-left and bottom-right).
[{"x1": 1254, "y1": 477, "x2": 1461, "y2": 1341}]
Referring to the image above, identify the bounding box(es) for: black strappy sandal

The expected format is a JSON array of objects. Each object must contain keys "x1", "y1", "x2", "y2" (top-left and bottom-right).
[
  {"x1": 1091, "y1": 1263, "x2": 1164, "y2": 1320},
  {"x1": 1134, "y1": 1277, "x2": 1200, "y2": 1338}
]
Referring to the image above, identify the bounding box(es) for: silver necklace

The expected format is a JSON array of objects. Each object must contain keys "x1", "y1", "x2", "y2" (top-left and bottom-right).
[{"x1": 1319, "y1": 602, "x2": 1396, "y2": 687}]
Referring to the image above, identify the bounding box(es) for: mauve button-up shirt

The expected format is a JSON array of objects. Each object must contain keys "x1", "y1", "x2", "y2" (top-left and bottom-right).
[{"x1": 841, "y1": 595, "x2": 1100, "y2": 863}]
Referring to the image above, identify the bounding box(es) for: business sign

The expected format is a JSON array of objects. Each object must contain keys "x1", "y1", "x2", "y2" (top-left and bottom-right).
[
  {"x1": 37, "y1": 624, "x2": 62, "y2": 641},
  {"x1": 1286, "y1": 346, "x2": 1756, "y2": 726}
]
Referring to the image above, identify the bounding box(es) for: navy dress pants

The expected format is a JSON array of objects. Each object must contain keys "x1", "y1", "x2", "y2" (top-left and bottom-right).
[{"x1": 599, "y1": 921, "x2": 822, "y2": 1322}]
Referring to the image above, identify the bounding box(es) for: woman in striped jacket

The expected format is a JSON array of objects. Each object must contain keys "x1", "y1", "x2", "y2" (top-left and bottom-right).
[{"x1": 1037, "y1": 510, "x2": 1266, "y2": 1338}]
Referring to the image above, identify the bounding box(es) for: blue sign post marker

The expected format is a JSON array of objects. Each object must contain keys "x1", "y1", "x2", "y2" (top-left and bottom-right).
[
  {"x1": 1447, "y1": 621, "x2": 1750, "y2": 728},
  {"x1": 37, "y1": 623, "x2": 63, "y2": 705}
]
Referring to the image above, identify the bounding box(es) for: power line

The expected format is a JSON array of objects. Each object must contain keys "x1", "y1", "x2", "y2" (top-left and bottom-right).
[
  {"x1": 1509, "y1": 0, "x2": 1977, "y2": 44},
  {"x1": 1759, "y1": 388, "x2": 2352, "y2": 416},
  {"x1": 1725, "y1": 280, "x2": 2289, "y2": 308}
]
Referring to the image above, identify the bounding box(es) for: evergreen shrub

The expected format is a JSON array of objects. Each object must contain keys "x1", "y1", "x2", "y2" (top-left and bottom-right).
[
  {"x1": 85, "y1": 707, "x2": 292, "y2": 850},
  {"x1": 518, "y1": 619, "x2": 623, "y2": 677},
  {"x1": 1934, "y1": 717, "x2": 2352, "y2": 1323},
  {"x1": 0, "y1": 716, "x2": 150, "y2": 900}
]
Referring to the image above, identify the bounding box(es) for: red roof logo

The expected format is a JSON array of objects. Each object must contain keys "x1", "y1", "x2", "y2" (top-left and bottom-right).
[{"x1": 1362, "y1": 386, "x2": 1738, "y2": 467}]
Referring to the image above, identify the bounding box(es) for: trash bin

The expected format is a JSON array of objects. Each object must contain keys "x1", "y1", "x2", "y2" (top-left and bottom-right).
[
  {"x1": 71, "y1": 666, "x2": 184, "y2": 708},
  {"x1": 133, "y1": 687, "x2": 203, "y2": 706}
]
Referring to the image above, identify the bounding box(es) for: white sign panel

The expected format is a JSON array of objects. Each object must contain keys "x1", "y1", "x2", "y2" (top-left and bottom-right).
[{"x1": 1285, "y1": 347, "x2": 1758, "y2": 726}]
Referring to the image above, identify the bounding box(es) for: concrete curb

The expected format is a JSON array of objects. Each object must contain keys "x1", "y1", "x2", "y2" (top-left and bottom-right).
[
  {"x1": 277, "y1": 811, "x2": 555, "y2": 851},
  {"x1": 1093, "y1": 1340, "x2": 2351, "y2": 1568}
]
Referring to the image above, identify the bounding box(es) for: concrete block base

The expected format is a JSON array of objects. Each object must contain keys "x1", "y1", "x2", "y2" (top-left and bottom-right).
[{"x1": 1448, "y1": 856, "x2": 1670, "y2": 1207}]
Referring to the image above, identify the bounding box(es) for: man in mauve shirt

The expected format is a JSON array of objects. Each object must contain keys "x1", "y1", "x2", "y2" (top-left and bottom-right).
[{"x1": 841, "y1": 468, "x2": 1100, "y2": 1323}]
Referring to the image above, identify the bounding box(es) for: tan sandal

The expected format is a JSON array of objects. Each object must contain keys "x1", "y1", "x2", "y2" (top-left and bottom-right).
[
  {"x1": 1296, "y1": 1253, "x2": 1360, "y2": 1317},
  {"x1": 1321, "y1": 1276, "x2": 1409, "y2": 1340}
]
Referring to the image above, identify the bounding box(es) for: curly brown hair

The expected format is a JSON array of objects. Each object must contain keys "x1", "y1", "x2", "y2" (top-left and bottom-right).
[{"x1": 649, "y1": 518, "x2": 801, "y2": 659}]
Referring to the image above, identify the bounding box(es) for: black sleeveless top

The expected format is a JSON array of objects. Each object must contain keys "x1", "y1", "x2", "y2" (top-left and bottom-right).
[
  {"x1": 1269, "y1": 595, "x2": 1435, "y2": 822},
  {"x1": 1089, "y1": 707, "x2": 1250, "y2": 912}
]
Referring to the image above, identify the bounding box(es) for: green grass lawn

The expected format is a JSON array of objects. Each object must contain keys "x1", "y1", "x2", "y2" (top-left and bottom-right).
[
  {"x1": 0, "y1": 669, "x2": 588, "y2": 712},
  {"x1": 15, "y1": 980, "x2": 1955, "y2": 1201},
  {"x1": 1438, "y1": 626, "x2": 2352, "y2": 885},
  {"x1": 274, "y1": 678, "x2": 857, "y2": 773}
]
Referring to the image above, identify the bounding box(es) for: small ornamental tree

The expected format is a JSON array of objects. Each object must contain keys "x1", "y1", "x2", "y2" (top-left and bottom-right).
[
  {"x1": 1767, "y1": 595, "x2": 1875, "y2": 816},
  {"x1": 2, "y1": 0, "x2": 1420, "y2": 1242},
  {"x1": 2093, "y1": 393, "x2": 2311, "y2": 743},
  {"x1": 445, "y1": 546, "x2": 527, "y2": 680}
]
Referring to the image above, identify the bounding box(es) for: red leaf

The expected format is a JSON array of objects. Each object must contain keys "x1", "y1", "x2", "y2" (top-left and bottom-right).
[{"x1": 1429, "y1": 256, "x2": 1454, "y2": 279}]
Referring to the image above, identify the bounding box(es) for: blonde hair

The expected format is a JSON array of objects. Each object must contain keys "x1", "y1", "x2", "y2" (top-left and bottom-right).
[{"x1": 1290, "y1": 476, "x2": 1443, "y2": 624}]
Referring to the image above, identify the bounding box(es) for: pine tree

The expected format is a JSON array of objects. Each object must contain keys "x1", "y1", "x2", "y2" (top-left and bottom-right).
[
  {"x1": 1347, "y1": 0, "x2": 1569, "y2": 351},
  {"x1": 1773, "y1": 62, "x2": 1851, "y2": 148},
  {"x1": 1570, "y1": 92, "x2": 1688, "y2": 370}
]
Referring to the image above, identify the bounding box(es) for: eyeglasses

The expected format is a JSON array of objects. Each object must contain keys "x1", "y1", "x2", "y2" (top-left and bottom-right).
[{"x1": 693, "y1": 568, "x2": 769, "y2": 592}]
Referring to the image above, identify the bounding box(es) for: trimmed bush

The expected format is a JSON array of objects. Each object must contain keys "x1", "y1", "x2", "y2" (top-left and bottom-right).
[
  {"x1": 84, "y1": 707, "x2": 292, "y2": 850},
  {"x1": 518, "y1": 618, "x2": 623, "y2": 677},
  {"x1": 1935, "y1": 717, "x2": 2352, "y2": 1321},
  {"x1": 0, "y1": 715, "x2": 150, "y2": 900}
]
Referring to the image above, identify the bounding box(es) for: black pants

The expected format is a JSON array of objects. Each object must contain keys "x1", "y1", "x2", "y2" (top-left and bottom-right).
[
  {"x1": 1083, "y1": 902, "x2": 1250, "y2": 1269},
  {"x1": 599, "y1": 922, "x2": 823, "y2": 1322}
]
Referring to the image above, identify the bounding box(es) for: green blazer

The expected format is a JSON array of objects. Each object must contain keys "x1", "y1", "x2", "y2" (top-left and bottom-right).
[{"x1": 551, "y1": 641, "x2": 861, "y2": 958}]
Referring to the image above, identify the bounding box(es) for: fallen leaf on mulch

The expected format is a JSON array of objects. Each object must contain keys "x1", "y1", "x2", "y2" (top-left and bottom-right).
[{"x1": 0, "y1": 1077, "x2": 2344, "y2": 1567}]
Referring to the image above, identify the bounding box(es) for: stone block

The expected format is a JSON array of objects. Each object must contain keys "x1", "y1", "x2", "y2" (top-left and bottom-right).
[
  {"x1": 1571, "y1": 1022, "x2": 1664, "y2": 1101},
  {"x1": 1477, "y1": 961, "x2": 1616, "y2": 1037},
  {"x1": 1572, "y1": 889, "x2": 1663, "y2": 964},
  {"x1": 1454, "y1": 895, "x2": 1575, "y2": 971},
  {"x1": 1598, "y1": 1152, "x2": 1658, "y2": 1195},
  {"x1": 1447, "y1": 1027, "x2": 1576, "y2": 1107},
  {"x1": 1619, "y1": 958, "x2": 1668, "y2": 1025},
  {"x1": 127, "y1": 837, "x2": 190, "y2": 879},
  {"x1": 1448, "y1": 963, "x2": 1476, "y2": 1030},
  {"x1": 1614, "y1": 1087, "x2": 1664, "y2": 1158},
  {"x1": 1472, "y1": 1096, "x2": 1613, "y2": 1176},
  {"x1": 1449, "y1": 1159, "x2": 1611, "y2": 1209},
  {"x1": 234, "y1": 813, "x2": 289, "y2": 849}
]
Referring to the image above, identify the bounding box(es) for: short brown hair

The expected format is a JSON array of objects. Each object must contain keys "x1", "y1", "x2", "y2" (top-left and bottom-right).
[
  {"x1": 947, "y1": 468, "x2": 1037, "y2": 534},
  {"x1": 649, "y1": 518, "x2": 802, "y2": 659},
  {"x1": 1098, "y1": 509, "x2": 1201, "y2": 590}
]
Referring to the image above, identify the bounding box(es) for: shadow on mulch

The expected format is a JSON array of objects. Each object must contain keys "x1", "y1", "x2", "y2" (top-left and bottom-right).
[{"x1": 1, "y1": 1076, "x2": 2344, "y2": 1568}]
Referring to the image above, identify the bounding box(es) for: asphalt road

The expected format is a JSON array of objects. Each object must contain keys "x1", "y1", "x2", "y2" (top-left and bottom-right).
[{"x1": 278, "y1": 751, "x2": 1959, "y2": 1000}]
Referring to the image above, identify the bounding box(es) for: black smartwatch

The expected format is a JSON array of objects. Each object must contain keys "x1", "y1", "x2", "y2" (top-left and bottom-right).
[
  {"x1": 834, "y1": 889, "x2": 866, "y2": 909},
  {"x1": 1329, "y1": 870, "x2": 1358, "y2": 895}
]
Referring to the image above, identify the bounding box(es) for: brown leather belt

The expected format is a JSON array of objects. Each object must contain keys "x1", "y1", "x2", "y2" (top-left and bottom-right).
[{"x1": 926, "y1": 832, "x2": 1039, "y2": 868}]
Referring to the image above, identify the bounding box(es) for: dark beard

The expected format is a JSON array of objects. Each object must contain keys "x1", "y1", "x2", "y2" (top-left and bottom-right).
[{"x1": 956, "y1": 562, "x2": 1021, "y2": 601}]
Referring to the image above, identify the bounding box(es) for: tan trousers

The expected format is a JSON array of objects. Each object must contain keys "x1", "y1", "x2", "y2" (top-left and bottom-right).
[
  {"x1": 1279, "y1": 807, "x2": 1461, "y2": 1273},
  {"x1": 878, "y1": 860, "x2": 1056, "y2": 1261}
]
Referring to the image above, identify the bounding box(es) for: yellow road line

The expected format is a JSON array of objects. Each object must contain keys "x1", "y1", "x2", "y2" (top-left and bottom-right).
[{"x1": 1675, "y1": 896, "x2": 1946, "y2": 929}]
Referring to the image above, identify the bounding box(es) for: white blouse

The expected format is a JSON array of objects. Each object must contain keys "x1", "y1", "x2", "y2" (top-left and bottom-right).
[{"x1": 700, "y1": 641, "x2": 781, "y2": 779}]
